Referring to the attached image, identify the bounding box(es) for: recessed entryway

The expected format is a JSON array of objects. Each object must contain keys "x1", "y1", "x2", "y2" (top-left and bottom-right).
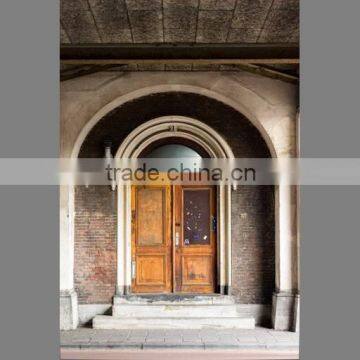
[{"x1": 114, "y1": 117, "x2": 235, "y2": 297}]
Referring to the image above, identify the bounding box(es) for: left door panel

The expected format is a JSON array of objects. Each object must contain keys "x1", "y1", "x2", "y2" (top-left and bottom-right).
[{"x1": 131, "y1": 185, "x2": 172, "y2": 293}]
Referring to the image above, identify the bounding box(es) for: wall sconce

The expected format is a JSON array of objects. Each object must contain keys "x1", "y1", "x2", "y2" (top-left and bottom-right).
[{"x1": 104, "y1": 140, "x2": 116, "y2": 191}]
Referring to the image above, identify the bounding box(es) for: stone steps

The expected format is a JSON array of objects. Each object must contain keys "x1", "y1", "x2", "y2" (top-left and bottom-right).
[
  {"x1": 92, "y1": 295, "x2": 255, "y2": 330},
  {"x1": 113, "y1": 304, "x2": 239, "y2": 318},
  {"x1": 93, "y1": 315, "x2": 255, "y2": 330}
]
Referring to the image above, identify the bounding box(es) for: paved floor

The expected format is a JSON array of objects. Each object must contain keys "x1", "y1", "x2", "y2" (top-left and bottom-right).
[{"x1": 61, "y1": 327, "x2": 299, "y2": 351}]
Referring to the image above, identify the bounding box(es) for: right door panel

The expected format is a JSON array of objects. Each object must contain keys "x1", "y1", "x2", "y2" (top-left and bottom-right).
[{"x1": 174, "y1": 185, "x2": 217, "y2": 293}]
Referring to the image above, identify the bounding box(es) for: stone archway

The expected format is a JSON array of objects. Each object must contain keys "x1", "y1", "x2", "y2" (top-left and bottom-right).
[
  {"x1": 60, "y1": 80, "x2": 297, "y2": 330},
  {"x1": 113, "y1": 116, "x2": 235, "y2": 296}
]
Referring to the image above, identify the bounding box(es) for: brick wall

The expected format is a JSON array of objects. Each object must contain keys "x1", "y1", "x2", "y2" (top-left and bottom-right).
[
  {"x1": 74, "y1": 186, "x2": 117, "y2": 304},
  {"x1": 231, "y1": 186, "x2": 275, "y2": 304},
  {"x1": 74, "y1": 91, "x2": 275, "y2": 304}
]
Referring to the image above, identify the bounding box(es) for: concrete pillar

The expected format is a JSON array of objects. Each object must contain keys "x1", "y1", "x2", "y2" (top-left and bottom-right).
[
  {"x1": 60, "y1": 185, "x2": 78, "y2": 330},
  {"x1": 272, "y1": 184, "x2": 297, "y2": 331}
]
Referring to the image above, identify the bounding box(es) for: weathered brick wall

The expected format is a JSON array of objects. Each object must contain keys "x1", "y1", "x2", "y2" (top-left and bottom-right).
[
  {"x1": 231, "y1": 186, "x2": 275, "y2": 304},
  {"x1": 74, "y1": 186, "x2": 117, "y2": 304},
  {"x1": 74, "y1": 92, "x2": 275, "y2": 304}
]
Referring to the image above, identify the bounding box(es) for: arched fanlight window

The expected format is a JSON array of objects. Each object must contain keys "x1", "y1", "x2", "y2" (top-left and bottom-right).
[{"x1": 143, "y1": 144, "x2": 202, "y2": 159}]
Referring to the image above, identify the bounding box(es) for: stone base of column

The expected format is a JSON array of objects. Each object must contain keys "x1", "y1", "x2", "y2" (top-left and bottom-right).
[
  {"x1": 293, "y1": 293, "x2": 300, "y2": 332},
  {"x1": 115, "y1": 285, "x2": 131, "y2": 296},
  {"x1": 272, "y1": 291, "x2": 295, "y2": 331},
  {"x1": 60, "y1": 290, "x2": 78, "y2": 330}
]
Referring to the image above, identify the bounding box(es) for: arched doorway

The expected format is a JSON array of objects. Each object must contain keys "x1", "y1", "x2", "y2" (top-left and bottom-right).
[
  {"x1": 67, "y1": 90, "x2": 284, "y2": 329},
  {"x1": 60, "y1": 77, "x2": 298, "y2": 330},
  {"x1": 131, "y1": 140, "x2": 216, "y2": 294},
  {"x1": 115, "y1": 116, "x2": 235, "y2": 296}
]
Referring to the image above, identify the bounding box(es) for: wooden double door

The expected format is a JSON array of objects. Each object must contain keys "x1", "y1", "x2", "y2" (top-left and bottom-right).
[{"x1": 131, "y1": 184, "x2": 217, "y2": 294}]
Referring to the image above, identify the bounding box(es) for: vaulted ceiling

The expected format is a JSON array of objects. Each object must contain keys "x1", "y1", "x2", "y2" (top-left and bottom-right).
[
  {"x1": 60, "y1": 0, "x2": 299, "y2": 45},
  {"x1": 60, "y1": 1, "x2": 299, "y2": 83}
]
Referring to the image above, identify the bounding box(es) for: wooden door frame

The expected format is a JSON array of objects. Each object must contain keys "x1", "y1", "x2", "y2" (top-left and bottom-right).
[
  {"x1": 131, "y1": 184, "x2": 217, "y2": 294},
  {"x1": 118, "y1": 186, "x2": 231, "y2": 296}
]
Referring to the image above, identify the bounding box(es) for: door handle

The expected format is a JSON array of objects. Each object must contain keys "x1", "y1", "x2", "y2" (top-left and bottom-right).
[
  {"x1": 211, "y1": 215, "x2": 217, "y2": 232},
  {"x1": 131, "y1": 260, "x2": 136, "y2": 279},
  {"x1": 175, "y1": 232, "x2": 180, "y2": 247}
]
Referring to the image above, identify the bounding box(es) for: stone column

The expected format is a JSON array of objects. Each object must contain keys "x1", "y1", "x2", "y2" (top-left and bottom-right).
[
  {"x1": 272, "y1": 184, "x2": 297, "y2": 330},
  {"x1": 293, "y1": 112, "x2": 300, "y2": 332},
  {"x1": 60, "y1": 185, "x2": 78, "y2": 330},
  {"x1": 116, "y1": 185, "x2": 126, "y2": 295},
  {"x1": 115, "y1": 184, "x2": 132, "y2": 297},
  {"x1": 218, "y1": 185, "x2": 231, "y2": 294}
]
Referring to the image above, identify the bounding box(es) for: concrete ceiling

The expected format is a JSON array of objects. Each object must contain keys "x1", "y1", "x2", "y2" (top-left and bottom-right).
[{"x1": 60, "y1": 0, "x2": 299, "y2": 45}]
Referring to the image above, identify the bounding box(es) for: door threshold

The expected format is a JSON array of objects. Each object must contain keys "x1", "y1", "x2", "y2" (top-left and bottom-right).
[
  {"x1": 126, "y1": 293, "x2": 221, "y2": 297},
  {"x1": 114, "y1": 293, "x2": 235, "y2": 305}
]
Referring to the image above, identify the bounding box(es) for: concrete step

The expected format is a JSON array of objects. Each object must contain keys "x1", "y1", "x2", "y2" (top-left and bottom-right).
[
  {"x1": 113, "y1": 304, "x2": 239, "y2": 318},
  {"x1": 93, "y1": 315, "x2": 255, "y2": 330},
  {"x1": 114, "y1": 294, "x2": 235, "y2": 306}
]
